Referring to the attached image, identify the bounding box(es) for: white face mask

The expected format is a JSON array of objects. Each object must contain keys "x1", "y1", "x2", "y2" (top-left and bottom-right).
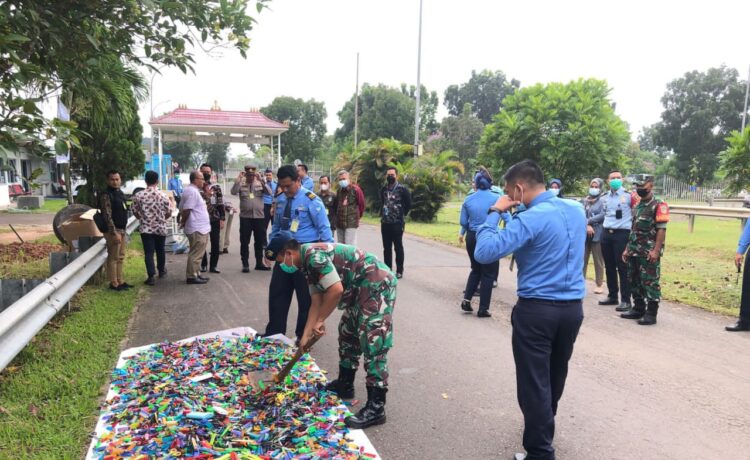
[
  {"x1": 320, "y1": 184, "x2": 329, "y2": 191},
  {"x1": 339, "y1": 179, "x2": 349, "y2": 189},
  {"x1": 550, "y1": 188, "x2": 560, "y2": 196}
]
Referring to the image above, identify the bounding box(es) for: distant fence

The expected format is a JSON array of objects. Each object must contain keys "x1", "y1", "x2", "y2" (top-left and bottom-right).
[
  {"x1": 670, "y1": 205, "x2": 749, "y2": 232},
  {"x1": 654, "y1": 175, "x2": 729, "y2": 203}
]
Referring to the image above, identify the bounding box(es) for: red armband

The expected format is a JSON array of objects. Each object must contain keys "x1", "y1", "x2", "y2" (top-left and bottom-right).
[{"x1": 655, "y1": 202, "x2": 670, "y2": 223}]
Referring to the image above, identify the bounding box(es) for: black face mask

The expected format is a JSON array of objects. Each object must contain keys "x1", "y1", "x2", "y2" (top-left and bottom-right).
[
  {"x1": 636, "y1": 188, "x2": 650, "y2": 198},
  {"x1": 203, "y1": 172, "x2": 211, "y2": 182},
  {"x1": 387, "y1": 175, "x2": 396, "y2": 184}
]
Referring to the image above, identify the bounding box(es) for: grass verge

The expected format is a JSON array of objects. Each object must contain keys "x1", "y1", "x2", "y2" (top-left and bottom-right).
[
  {"x1": 1, "y1": 198, "x2": 68, "y2": 214},
  {"x1": 364, "y1": 201, "x2": 744, "y2": 315},
  {"x1": 0, "y1": 236, "x2": 146, "y2": 459}
]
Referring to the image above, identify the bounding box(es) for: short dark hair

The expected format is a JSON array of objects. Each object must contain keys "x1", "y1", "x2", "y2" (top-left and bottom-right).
[
  {"x1": 297, "y1": 163, "x2": 308, "y2": 173},
  {"x1": 386, "y1": 166, "x2": 398, "y2": 174},
  {"x1": 281, "y1": 238, "x2": 300, "y2": 253},
  {"x1": 200, "y1": 163, "x2": 213, "y2": 171},
  {"x1": 189, "y1": 171, "x2": 203, "y2": 183},
  {"x1": 145, "y1": 170, "x2": 158, "y2": 185},
  {"x1": 609, "y1": 169, "x2": 621, "y2": 175},
  {"x1": 277, "y1": 165, "x2": 299, "y2": 181},
  {"x1": 503, "y1": 160, "x2": 545, "y2": 186},
  {"x1": 106, "y1": 169, "x2": 120, "y2": 178},
  {"x1": 319, "y1": 175, "x2": 330, "y2": 182}
]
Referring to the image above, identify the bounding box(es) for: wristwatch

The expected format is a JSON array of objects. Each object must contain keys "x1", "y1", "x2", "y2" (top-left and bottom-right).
[{"x1": 488, "y1": 206, "x2": 503, "y2": 215}]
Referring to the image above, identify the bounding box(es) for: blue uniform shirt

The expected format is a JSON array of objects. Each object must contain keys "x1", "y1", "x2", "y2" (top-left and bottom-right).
[
  {"x1": 271, "y1": 186, "x2": 333, "y2": 244},
  {"x1": 475, "y1": 191, "x2": 586, "y2": 300},
  {"x1": 301, "y1": 176, "x2": 314, "y2": 192},
  {"x1": 460, "y1": 189, "x2": 506, "y2": 235},
  {"x1": 737, "y1": 219, "x2": 750, "y2": 254},
  {"x1": 602, "y1": 188, "x2": 633, "y2": 230},
  {"x1": 263, "y1": 180, "x2": 277, "y2": 205}
]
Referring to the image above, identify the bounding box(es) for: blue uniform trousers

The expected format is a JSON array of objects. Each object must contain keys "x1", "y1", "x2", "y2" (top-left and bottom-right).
[
  {"x1": 264, "y1": 262, "x2": 311, "y2": 339},
  {"x1": 464, "y1": 230, "x2": 498, "y2": 312},
  {"x1": 511, "y1": 298, "x2": 583, "y2": 460}
]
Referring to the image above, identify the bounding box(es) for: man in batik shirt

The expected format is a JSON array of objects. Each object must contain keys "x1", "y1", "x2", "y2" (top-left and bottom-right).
[{"x1": 265, "y1": 231, "x2": 396, "y2": 430}]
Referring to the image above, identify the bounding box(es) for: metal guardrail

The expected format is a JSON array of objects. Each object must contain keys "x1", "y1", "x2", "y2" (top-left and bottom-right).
[
  {"x1": 670, "y1": 205, "x2": 750, "y2": 232},
  {"x1": 0, "y1": 216, "x2": 139, "y2": 371}
]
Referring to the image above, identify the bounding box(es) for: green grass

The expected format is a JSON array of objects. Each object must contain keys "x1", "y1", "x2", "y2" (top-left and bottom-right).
[
  {"x1": 2, "y1": 198, "x2": 68, "y2": 214},
  {"x1": 364, "y1": 201, "x2": 744, "y2": 315},
  {"x1": 0, "y1": 239, "x2": 146, "y2": 459}
]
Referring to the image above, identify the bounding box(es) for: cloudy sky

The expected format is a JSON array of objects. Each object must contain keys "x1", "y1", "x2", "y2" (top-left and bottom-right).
[{"x1": 138, "y1": 0, "x2": 750, "y2": 154}]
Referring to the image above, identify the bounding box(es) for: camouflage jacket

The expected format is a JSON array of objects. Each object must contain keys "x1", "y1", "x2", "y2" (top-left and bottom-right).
[
  {"x1": 300, "y1": 242, "x2": 393, "y2": 309},
  {"x1": 627, "y1": 197, "x2": 669, "y2": 256},
  {"x1": 201, "y1": 182, "x2": 225, "y2": 222}
]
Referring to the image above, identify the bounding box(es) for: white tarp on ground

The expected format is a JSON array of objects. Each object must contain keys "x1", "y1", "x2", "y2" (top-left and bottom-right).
[{"x1": 86, "y1": 327, "x2": 380, "y2": 459}]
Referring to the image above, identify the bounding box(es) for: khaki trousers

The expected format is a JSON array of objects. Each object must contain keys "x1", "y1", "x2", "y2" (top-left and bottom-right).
[
  {"x1": 219, "y1": 212, "x2": 234, "y2": 250},
  {"x1": 186, "y1": 232, "x2": 209, "y2": 279},
  {"x1": 104, "y1": 230, "x2": 127, "y2": 285},
  {"x1": 584, "y1": 239, "x2": 605, "y2": 287}
]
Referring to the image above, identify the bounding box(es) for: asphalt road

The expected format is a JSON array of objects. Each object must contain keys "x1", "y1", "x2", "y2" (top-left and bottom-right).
[{"x1": 127, "y1": 224, "x2": 750, "y2": 460}]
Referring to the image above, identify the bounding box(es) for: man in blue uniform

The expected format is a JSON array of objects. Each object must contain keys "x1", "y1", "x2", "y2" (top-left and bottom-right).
[
  {"x1": 262, "y1": 168, "x2": 277, "y2": 233},
  {"x1": 297, "y1": 163, "x2": 315, "y2": 191},
  {"x1": 459, "y1": 170, "x2": 505, "y2": 317},
  {"x1": 475, "y1": 160, "x2": 585, "y2": 460},
  {"x1": 264, "y1": 165, "x2": 333, "y2": 341},
  {"x1": 599, "y1": 169, "x2": 635, "y2": 311}
]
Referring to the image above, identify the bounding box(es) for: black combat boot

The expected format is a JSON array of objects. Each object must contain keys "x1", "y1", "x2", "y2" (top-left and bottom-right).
[
  {"x1": 620, "y1": 298, "x2": 646, "y2": 319},
  {"x1": 345, "y1": 386, "x2": 387, "y2": 429},
  {"x1": 638, "y1": 301, "x2": 659, "y2": 325},
  {"x1": 325, "y1": 366, "x2": 356, "y2": 399}
]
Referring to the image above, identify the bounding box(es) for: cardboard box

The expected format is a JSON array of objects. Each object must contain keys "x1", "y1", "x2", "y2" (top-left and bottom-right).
[{"x1": 59, "y1": 215, "x2": 103, "y2": 249}]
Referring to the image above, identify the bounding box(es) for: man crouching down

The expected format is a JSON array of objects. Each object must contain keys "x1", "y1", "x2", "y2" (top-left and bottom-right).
[{"x1": 266, "y1": 232, "x2": 396, "y2": 429}]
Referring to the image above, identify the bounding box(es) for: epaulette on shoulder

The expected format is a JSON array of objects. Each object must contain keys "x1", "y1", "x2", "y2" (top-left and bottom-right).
[{"x1": 306, "y1": 191, "x2": 317, "y2": 200}]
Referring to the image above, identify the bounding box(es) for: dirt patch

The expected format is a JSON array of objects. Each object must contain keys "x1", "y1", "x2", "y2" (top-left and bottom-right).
[
  {"x1": 0, "y1": 225, "x2": 55, "y2": 244},
  {"x1": 0, "y1": 241, "x2": 64, "y2": 263}
]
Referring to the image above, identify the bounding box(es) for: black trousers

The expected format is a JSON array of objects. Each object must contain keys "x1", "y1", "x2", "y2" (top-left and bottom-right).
[
  {"x1": 381, "y1": 222, "x2": 405, "y2": 274},
  {"x1": 239, "y1": 217, "x2": 266, "y2": 267},
  {"x1": 740, "y1": 255, "x2": 750, "y2": 322},
  {"x1": 264, "y1": 262, "x2": 311, "y2": 339},
  {"x1": 263, "y1": 204, "x2": 273, "y2": 232},
  {"x1": 464, "y1": 230, "x2": 499, "y2": 312},
  {"x1": 512, "y1": 298, "x2": 583, "y2": 460},
  {"x1": 140, "y1": 233, "x2": 166, "y2": 278},
  {"x1": 202, "y1": 220, "x2": 221, "y2": 269},
  {"x1": 600, "y1": 229, "x2": 630, "y2": 303}
]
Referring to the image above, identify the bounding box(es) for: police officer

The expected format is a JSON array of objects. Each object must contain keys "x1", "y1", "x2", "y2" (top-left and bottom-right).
[
  {"x1": 599, "y1": 169, "x2": 636, "y2": 311},
  {"x1": 459, "y1": 170, "x2": 504, "y2": 317},
  {"x1": 297, "y1": 163, "x2": 315, "y2": 191},
  {"x1": 265, "y1": 232, "x2": 396, "y2": 429},
  {"x1": 263, "y1": 165, "x2": 333, "y2": 341},
  {"x1": 475, "y1": 160, "x2": 585, "y2": 460},
  {"x1": 620, "y1": 176, "x2": 669, "y2": 325},
  {"x1": 262, "y1": 168, "x2": 277, "y2": 233}
]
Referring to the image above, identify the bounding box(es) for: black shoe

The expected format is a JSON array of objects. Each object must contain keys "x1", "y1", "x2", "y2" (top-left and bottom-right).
[
  {"x1": 209, "y1": 268, "x2": 221, "y2": 274},
  {"x1": 144, "y1": 277, "x2": 155, "y2": 286},
  {"x1": 598, "y1": 297, "x2": 618, "y2": 306},
  {"x1": 620, "y1": 308, "x2": 644, "y2": 319},
  {"x1": 222, "y1": 248, "x2": 229, "y2": 254},
  {"x1": 396, "y1": 273, "x2": 403, "y2": 279},
  {"x1": 242, "y1": 266, "x2": 250, "y2": 273},
  {"x1": 326, "y1": 366, "x2": 356, "y2": 399},
  {"x1": 726, "y1": 320, "x2": 750, "y2": 332},
  {"x1": 345, "y1": 386, "x2": 386, "y2": 429},
  {"x1": 158, "y1": 270, "x2": 167, "y2": 278},
  {"x1": 200, "y1": 266, "x2": 207, "y2": 273},
  {"x1": 187, "y1": 277, "x2": 208, "y2": 285},
  {"x1": 615, "y1": 302, "x2": 632, "y2": 312},
  {"x1": 119, "y1": 283, "x2": 133, "y2": 290},
  {"x1": 638, "y1": 301, "x2": 659, "y2": 325},
  {"x1": 197, "y1": 275, "x2": 210, "y2": 281},
  {"x1": 255, "y1": 265, "x2": 271, "y2": 271},
  {"x1": 477, "y1": 310, "x2": 492, "y2": 318},
  {"x1": 109, "y1": 283, "x2": 121, "y2": 291},
  {"x1": 461, "y1": 300, "x2": 473, "y2": 312}
]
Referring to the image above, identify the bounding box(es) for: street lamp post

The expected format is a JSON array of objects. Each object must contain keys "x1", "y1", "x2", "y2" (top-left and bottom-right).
[
  {"x1": 149, "y1": 66, "x2": 167, "y2": 188},
  {"x1": 742, "y1": 64, "x2": 749, "y2": 132},
  {"x1": 413, "y1": 0, "x2": 423, "y2": 157}
]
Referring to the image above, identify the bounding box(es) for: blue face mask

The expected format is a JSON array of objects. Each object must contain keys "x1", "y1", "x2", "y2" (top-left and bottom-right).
[
  {"x1": 280, "y1": 253, "x2": 298, "y2": 274},
  {"x1": 589, "y1": 187, "x2": 601, "y2": 196},
  {"x1": 610, "y1": 178, "x2": 623, "y2": 190},
  {"x1": 550, "y1": 188, "x2": 560, "y2": 196},
  {"x1": 339, "y1": 179, "x2": 349, "y2": 189}
]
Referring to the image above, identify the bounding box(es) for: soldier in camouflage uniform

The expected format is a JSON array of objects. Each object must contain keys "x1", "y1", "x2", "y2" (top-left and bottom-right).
[
  {"x1": 265, "y1": 231, "x2": 396, "y2": 429},
  {"x1": 620, "y1": 176, "x2": 669, "y2": 325}
]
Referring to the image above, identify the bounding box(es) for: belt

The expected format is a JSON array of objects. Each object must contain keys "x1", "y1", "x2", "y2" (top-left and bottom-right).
[
  {"x1": 518, "y1": 297, "x2": 582, "y2": 305},
  {"x1": 604, "y1": 228, "x2": 630, "y2": 234}
]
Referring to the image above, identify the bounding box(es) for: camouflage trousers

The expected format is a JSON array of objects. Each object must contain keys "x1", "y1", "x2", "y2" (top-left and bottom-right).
[
  {"x1": 338, "y1": 262, "x2": 396, "y2": 389},
  {"x1": 628, "y1": 255, "x2": 661, "y2": 303}
]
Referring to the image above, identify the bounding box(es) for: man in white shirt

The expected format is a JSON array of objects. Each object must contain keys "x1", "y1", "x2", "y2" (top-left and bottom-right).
[{"x1": 179, "y1": 171, "x2": 212, "y2": 284}]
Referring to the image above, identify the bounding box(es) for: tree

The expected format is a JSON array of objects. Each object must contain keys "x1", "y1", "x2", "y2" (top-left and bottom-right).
[
  {"x1": 164, "y1": 142, "x2": 200, "y2": 170},
  {"x1": 200, "y1": 142, "x2": 230, "y2": 171},
  {"x1": 1, "y1": 0, "x2": 269, "y2": 158},
  {"x1": 651, "y1": 66, "x2": 747, "y2": 185},
  {"x1": 437, "y1": 103, "x2": 485, "y2": 174},
  {"x1": 400, "y1": 84, "x2": 439, "y2": 136},
  {"x1": 335, "y1": 84, "x2": 415, "y2": 143},
  {"x1": 444, "y1": 70, "x2": 520, "y2": 124},
  {"x1": 260, "y1": 96, "x2": 327, "y2": 163},
  {"x1": 479, "y1": 79, "x2": 629, "y2": 191},
  {"x1": 720, "y1": 127, "x2": 750, "y2": 195}
]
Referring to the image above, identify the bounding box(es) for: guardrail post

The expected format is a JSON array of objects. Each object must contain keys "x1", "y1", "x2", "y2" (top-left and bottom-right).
[{"x1": 688, "y1": 215, "x2": 695, "y2": 233}]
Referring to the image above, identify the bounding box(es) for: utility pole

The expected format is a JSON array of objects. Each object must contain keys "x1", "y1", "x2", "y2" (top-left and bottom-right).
[
  {"x1": 742, "y1": 64, "x2": 749, "y2": 132},
  {"x1": 413, "y1": 0, "x2": 423, "y2": 157},
  {"x1": 354, "y1": 52, "x2": 360, "y2": 154}
]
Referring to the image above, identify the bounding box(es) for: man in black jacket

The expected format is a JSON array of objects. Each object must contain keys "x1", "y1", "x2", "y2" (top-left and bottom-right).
[
  {"x1": 100, "y1": 170, "x2": 131, "y2": 291},
  {"x1": 380, "y1": 166, "x2": 411, "y2": 279}
]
